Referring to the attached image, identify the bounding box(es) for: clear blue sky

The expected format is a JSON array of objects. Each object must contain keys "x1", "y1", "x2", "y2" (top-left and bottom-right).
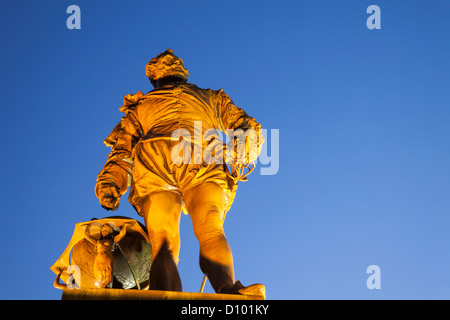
[{"x1": 1, "y1": 0, "x2": 450, "y2": 300}]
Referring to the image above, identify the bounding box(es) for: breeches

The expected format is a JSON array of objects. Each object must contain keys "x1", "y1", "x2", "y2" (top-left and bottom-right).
[{"x1": 128, "y1": 138, "x2": 235, "y2": 216}]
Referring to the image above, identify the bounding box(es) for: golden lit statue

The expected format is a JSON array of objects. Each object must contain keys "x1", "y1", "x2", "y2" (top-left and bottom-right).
[{"x1": 95, "y1": 49, "x2": 265, "y2": 297}]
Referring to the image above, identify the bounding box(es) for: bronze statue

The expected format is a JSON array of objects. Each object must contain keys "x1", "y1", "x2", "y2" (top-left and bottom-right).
[{"x1": 95, "y1": 49, "x2": 265, "y2": 297}]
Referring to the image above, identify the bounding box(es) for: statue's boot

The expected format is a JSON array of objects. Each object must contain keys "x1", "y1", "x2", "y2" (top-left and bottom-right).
[
  {"x1": 200, "y1": 255, "x2": 265, "y2": 298},
  {"x1": 224, "y1": 280, "x2": 266, "y2": 299},
  {"x1": 199, "y1": 254, "x2": 234, "y2": 294},
  {"x1": 149, "y1": 240, "x2": 182, "y2": 292}
]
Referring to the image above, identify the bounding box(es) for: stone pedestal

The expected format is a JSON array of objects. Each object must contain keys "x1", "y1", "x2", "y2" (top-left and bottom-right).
[{"x1": 61, "y1": 288, "x2": 264, "y2": 300}]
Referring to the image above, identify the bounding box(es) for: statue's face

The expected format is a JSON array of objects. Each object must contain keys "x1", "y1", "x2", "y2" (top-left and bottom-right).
[
  {"x1": 101, "y1": 225, "x2": 113, "y2": 237},
  {"x1": 146, "y1": 50, "x2": 189, "y2": 81},
  {"x1": 159, "y1": 53, "x2": 181, "y2": 67},
  {"x1": 159, "y1": 54, "x2": 187, "y2": 75}
]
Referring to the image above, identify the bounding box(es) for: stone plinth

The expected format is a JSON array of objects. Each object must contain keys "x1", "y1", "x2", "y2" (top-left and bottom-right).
[{"x1": 61, "y1": 288, "x2": 264, "y2": 300}]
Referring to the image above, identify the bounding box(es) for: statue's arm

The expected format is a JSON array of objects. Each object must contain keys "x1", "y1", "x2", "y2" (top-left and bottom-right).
[
  {"x1": 113, "y1": 222, "x2": 132, "y2": 243},
  {"x1": 216, "y1": 90, "x2": 258, "y2": 130},
  {"x1": 96, "y1": 108, "x2": 143, "y2": 210},
  {"x1": 53, "y1": 267, "x2": 67, "y2": 289},
  {"x1": 215, "y1": 90, "x2": 264, "y2": 162}
]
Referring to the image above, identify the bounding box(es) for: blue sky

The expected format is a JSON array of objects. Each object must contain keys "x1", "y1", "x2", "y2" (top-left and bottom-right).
[{"x1": 1, "y1": 0, "x2": 450, "y2": 299}]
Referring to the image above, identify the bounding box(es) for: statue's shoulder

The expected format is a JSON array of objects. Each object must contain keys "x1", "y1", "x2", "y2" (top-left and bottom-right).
[
  {"x1": 184, "y1": 83, "x2": 205, "y2": 92},
  {"x1": 185, "y1": 83, "x2": 226, "y2": 97},
  {"x1": 119, "y1": 91, "x2": 145, "y2": 113}
]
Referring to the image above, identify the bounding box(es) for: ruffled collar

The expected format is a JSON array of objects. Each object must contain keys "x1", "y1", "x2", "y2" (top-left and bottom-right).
[{"x1": 119, "y1": 91, "x2": 144, "y2": 113}]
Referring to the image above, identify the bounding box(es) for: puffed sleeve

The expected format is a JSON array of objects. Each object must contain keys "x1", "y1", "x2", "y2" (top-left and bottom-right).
[
  {"x1": 215, "y1": 89, "x2": 264, "y2": 163},
  {"x1": 95, "y1": 92, "x2": 144, "y2": 198}
]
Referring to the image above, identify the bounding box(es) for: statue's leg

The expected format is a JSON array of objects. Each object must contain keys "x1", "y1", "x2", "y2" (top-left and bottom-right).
[
  {"x1": 183, "y1": 182, "x2": 235, "y2": 293},
  {"x1": 142, "y1": 191, "x2": 183, "y2": 291}
]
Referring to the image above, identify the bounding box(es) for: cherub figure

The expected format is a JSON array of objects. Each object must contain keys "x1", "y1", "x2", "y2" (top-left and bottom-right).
[{"x1": 82, "y1": 223, "x2": 132, "y2": 288}]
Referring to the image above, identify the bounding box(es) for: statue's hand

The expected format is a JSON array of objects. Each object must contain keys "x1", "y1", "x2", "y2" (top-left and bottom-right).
[
  {"x1": 98, "y1": 183, "x2": 120, "y2": 211},
  {"x1": 225, "y1": 130, "x2": 260, "y2": 165}
]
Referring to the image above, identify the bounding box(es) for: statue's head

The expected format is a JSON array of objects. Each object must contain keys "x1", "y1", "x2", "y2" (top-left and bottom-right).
[
  {"x1": 146, "y1": 49, "x2": 189, "y2": 85},
  {"x1": 100, "y1": 224, "x2": 114, "y2": 238}
]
